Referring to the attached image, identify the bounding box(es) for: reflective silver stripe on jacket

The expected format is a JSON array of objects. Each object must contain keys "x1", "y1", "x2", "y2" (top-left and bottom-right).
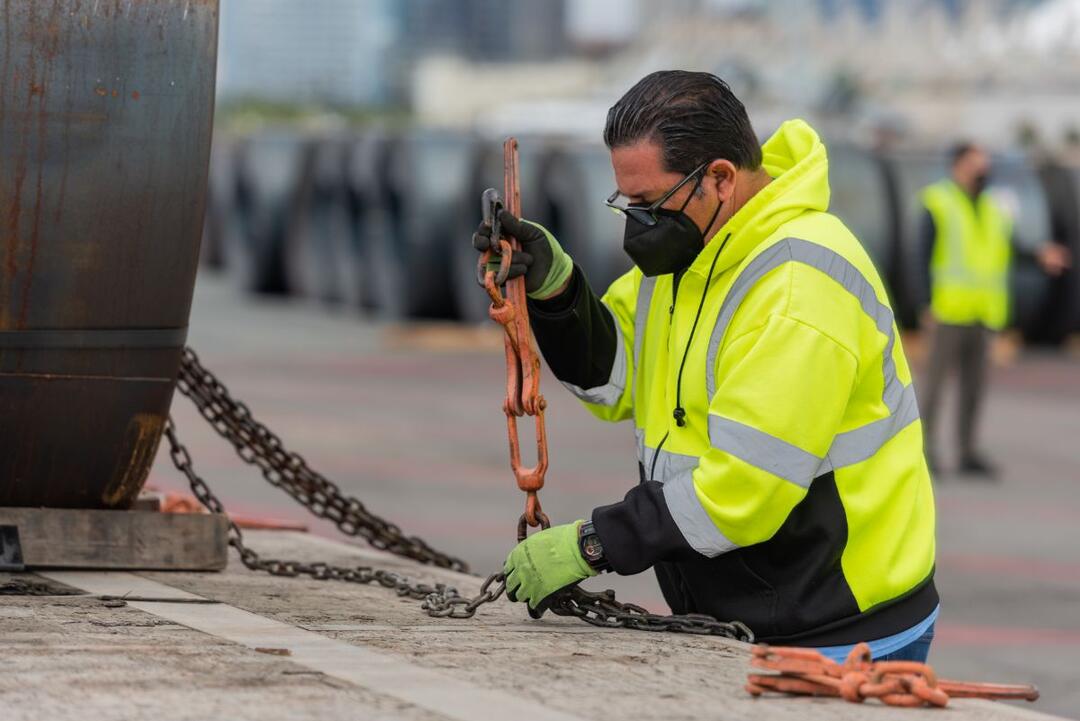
[
  {"x1": 560, "y1": 302, "x2": 629, "y2": 407},
  {"x1": 662, "y1": 468, "x2": 738, "y2": 557},
  {"x1": 641, "y1": 386, "x2": 920, "y2": 492},
  {"x1": 708, "y1": 416, "x2": 820, "y2": 488},
  {"x1": 700, "y1": 238, "x2": 917, "y2": 481},
  {"x1": 701, "y1": 381, "x2": 920, "y2": 484},
  {"x1": 646, "y1": 238, "x2": 922, "y2": 555},
  {"x1": 818, "y1": 383, "x2": 920, "y2": 474},
  {"x1": 705, "y1": 238, "x2": 903, "y2": 412},
  {"x1": 631, "y1": 276, "x2": 656, "y2": 404},
  {"x1": 636, "y1": 428, "x2": 697, "y2": 482},
  {"x1": 628, "y1": 279, "x2": 658, "y2": 467}
]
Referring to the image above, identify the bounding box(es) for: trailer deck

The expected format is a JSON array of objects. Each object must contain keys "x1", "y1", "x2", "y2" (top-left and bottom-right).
[{"x1": 1, "y1": 529, "x2": 1062, "y2": 721}]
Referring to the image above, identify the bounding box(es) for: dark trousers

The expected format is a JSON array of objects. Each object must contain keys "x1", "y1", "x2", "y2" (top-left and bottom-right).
[{"x1": 919, "y1": 322, "x2": 990, "y2": 461}]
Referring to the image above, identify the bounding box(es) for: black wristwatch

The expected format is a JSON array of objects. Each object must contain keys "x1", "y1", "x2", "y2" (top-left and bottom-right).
[{"x1": 578, "y1": 520, "x2": 611, "y2": 573}]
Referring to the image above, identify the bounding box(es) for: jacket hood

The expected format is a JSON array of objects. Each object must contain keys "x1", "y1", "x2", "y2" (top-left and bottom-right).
[{"x1": 690, "y1": 118, "x2": 831, "y2": 278}]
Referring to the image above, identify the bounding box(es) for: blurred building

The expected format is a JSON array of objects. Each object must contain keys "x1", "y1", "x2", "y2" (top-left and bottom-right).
[
  {"x1": 819, "y1": 0, "x2": 1048, "y2": 22},
  {"x1": 217, "y1": 0, "x2": 576, "y2": 108},
  {"x1": 214, "y1": 0, "x2": 1078, "y2": 148},
  {"x1": 216, "y1": 0, "x2": 399, "y2": 107},
  {"x1": 398, "y1": 0, "x2": 568, "y2": 62}
]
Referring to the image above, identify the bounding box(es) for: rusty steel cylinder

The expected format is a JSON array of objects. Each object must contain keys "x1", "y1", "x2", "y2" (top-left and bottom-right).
[{"x1": 0, "y1": 1, "x2": 218, "y2": 508}]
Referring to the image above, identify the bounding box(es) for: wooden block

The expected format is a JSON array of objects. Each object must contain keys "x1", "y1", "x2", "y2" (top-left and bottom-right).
[
  {"x1": 0, "y1": 507, "x2": 228, "y2": 571},
  {"x1": 131, "y1": 490, "x2": 164, "y2": 512}
]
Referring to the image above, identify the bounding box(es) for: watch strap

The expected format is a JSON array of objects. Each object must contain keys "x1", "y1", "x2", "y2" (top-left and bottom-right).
[{"x1": 578, "y1": 519, "x2": 611, "y2": 573}]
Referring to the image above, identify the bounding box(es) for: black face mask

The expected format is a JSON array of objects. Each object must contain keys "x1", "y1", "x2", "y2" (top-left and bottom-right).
[
  {"x1": 623, "y1": 193, "x2": 723, "y2": 277},
  {"x1": 972, "y1": 173, "x2": 990, "y2": 196}
]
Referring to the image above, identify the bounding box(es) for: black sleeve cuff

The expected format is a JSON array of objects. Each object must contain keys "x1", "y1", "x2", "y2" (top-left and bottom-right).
[
  {"x1": 527, "y1": 264, "x2": 617, "y2": 391},
  {"x1": 591, "y1": 481, "x2": 702, "y2": 576}
]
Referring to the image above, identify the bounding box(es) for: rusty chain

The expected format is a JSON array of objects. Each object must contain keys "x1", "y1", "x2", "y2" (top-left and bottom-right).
[
  {"x1": 477, "y1": 138, "x2": 551, "y2": 540},
  {"x1": 547, "y1": 587, "x2": 753, "y2": 640},
  {"x1": 747, "y1": 642, "x2": 1039, "y2": 706},
  {"x1": 163, "y1": 414, "x2": 484, "y2": 617},
  {"x1": 174, "y1": 346, "x2": 467, "y2": 572},
  {"x1": 166, "y1": 346, "x2": 753, "y2": 640}
]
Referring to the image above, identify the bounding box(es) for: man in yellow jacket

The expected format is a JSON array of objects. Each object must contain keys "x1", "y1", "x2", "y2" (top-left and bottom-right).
[
  {"x1": 473, "y1": 71, "x2": 938, "y2": 661},
  {"x1": 919, "y1": 142, "x2": 1069, "y2": 477}
]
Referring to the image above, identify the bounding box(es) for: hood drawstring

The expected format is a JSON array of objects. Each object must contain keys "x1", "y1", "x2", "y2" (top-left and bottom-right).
[{"x1": 673, "y1": 233, "x2": 731, "y2": 427}]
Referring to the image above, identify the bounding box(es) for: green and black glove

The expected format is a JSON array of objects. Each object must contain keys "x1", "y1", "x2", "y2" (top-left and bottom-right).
[
  {"x1": 472, "y1": 209, "x2": 573, "y2": 300},
  {"x1": 503, "y1": 520, "x2": 596, "y2": 614}
]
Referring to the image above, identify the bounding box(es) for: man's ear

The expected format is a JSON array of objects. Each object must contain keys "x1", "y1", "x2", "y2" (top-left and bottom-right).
[{"x1": 708, "y1": 159, "x2": 738, "y2": 202}]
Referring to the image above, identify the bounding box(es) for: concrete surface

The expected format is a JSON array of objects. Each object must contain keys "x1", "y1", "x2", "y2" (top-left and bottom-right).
[
  {"x1": 0, "y1": 531, "x2": 1063, "y2": 720},
  {"x1": 137, "y1": 271, "x2": 1079, "y2": 718}
]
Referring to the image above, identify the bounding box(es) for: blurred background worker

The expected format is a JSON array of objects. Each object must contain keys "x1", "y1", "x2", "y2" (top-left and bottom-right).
[{"x1": 918, "y1": 142, "x2": 1071, "y2": 477}]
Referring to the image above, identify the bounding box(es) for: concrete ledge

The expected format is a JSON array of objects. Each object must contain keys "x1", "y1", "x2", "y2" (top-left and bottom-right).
[
  {"x1": 0, "y1": 530, "x2": 1064, "y2": 721},
  {"x1": 0, "y1": 506, "x2": 228, "y2": 571}
]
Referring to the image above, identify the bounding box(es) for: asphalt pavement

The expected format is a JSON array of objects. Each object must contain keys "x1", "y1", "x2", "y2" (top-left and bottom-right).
[{"x1": 152, "y1": 270, "x2": 1080, "y2": 719}]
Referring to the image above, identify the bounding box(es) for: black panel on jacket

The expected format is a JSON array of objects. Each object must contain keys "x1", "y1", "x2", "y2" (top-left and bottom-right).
[
  {"x1": 642, "y1": 472, "x2": 858, "y2": 640},
  {"x1": 592, "y1": 480, "x2": 701, "y2": 575},
  {"x1": 596, "y1": 469, "x2": 938, "y2": 645},
  {"x1": 528, "y1": 265, "x2": 618, "y2": 392}
]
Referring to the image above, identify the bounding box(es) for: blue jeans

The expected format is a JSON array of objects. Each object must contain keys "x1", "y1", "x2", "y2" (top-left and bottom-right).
[{"x1": 875, "y1": 622, "x2": 935, "y2": 662}]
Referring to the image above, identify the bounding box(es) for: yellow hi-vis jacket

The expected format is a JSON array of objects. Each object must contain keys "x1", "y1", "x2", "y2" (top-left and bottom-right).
[
  {"x1": 530, "y1": 119, "x2": 937, "y2": 645},
  {"x1": 922, "y1": 179, "x2": 1012, "y2": 330}
]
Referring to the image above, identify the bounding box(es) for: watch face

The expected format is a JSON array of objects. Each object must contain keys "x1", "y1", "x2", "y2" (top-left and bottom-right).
[{"x1": 582, "y1": 534, "x2": 603, "y2": 561}]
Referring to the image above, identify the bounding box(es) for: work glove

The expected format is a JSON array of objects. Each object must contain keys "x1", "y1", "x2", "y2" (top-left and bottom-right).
[
  {"x1": 503, "y1": 520, "x2": 596, "y2": 614},
  {"x1": 472, "y1": 208, "x2": 573, "y2": 300}
]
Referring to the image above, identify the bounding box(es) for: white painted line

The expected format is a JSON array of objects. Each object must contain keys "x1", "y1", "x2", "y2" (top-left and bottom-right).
[
  {"x1": 303, "y1": 623, "x2": 612, "y2": 634},
  {"x1": 43, "y1": 571, "x2": 208, "y2": 601},
  {"x1": 43, "y1": 571, "x2": 584, "y2": 721}
]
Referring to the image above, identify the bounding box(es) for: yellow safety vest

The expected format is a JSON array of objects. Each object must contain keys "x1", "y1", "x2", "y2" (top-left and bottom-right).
[
  {"x1": 922, "y1": 179, "x2": 1012, "y2": 330},
  {"x1": 568, "y1": 119, "x2": 936, "y2": 641}
]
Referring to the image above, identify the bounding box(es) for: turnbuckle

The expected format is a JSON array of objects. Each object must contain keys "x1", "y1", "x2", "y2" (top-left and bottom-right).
[{"x1": 481, "y1": 138, "x2": 552, "y2": 542}]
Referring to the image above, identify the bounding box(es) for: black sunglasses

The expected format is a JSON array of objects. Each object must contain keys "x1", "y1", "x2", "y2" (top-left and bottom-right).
[{"x1": 605, "y1": 161, "x2": 710, "y2": 227}]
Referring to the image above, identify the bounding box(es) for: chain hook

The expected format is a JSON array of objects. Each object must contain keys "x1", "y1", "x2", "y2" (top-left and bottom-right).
[
  {"x1": 482, "y1": 137, "x2": 551, "y2": 538},
  {"x1": 477, "y1": 188, "x2": 513, "y2": 290}
]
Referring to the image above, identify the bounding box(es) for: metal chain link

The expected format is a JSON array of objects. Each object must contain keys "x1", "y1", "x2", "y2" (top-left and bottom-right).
[
  {"x1": 174, "y1": 347, "x2": 467, "y2": 572},
  {"x1": 163, "y1": 416, "x2": 492, "y2": 618},
  {"x1": 423, "y1": 572, "x2": 507, "y2": 618},
  {"x1": 166, "y1": 345, "x2": 754, "y2": 641},
  {"x1": 548, "y1": 587, "x2": 754, "y2": 641}
]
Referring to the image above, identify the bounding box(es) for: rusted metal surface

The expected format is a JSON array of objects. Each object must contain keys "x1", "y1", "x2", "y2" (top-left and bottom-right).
[
  {"x1": 0, "y1": 1, "x2": 218, "y2": 508},
  {"x1": 746, "y1": 642, "x2": 1040, "y2": 707},
  {"x1": 477, "y1": 138, "x2": 551, "y2": 541}
]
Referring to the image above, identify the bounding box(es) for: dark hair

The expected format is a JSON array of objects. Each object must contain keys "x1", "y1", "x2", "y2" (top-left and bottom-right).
[
  {"x1": 949, "y1": 141, "x2": 980, "y2": 167},
  {"x1": 603, "y1": 70, "x2": 762, "y2": 174}
]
